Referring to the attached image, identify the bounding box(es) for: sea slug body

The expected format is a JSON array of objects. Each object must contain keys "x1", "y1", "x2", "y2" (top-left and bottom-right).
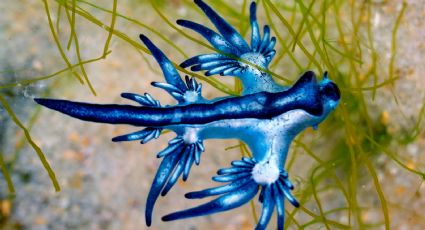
[{"x1": 35, "y1": 1, "x2": 341, "y2": 229}]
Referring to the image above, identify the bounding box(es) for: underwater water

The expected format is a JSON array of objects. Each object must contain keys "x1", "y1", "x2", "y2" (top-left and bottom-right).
[{"x1": 0, "y1": 0, "x2": 424, "y2": 229}]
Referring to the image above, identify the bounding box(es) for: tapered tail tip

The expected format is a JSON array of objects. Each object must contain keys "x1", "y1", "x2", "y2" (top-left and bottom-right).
[
  {"x1": 34, "y1": 98, "x2": 54, "y2": 108},
  {"x1": 34, "y1": 98, "x2": 73, "y2": 112},
  {"x1": 34, "y1": 98, "x2": 43, "y2": 104}
]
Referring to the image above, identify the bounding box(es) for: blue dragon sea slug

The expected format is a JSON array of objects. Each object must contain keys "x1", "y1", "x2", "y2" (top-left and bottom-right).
[{"x1": 34, "y1": 0, "x2": 341, "y2": 229}]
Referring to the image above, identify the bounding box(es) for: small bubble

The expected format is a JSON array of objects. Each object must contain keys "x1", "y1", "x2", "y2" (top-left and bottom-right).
[
  {"x1": 23, "y1": 86, "x2": 31, "y2": 98},
  {"x1": 36, "y1": 82, "x2": 46, "y2": 90},
  {"x1": 20, "y1": 85, "x2": 36, "y2": 98},
  {"x1": 178, "y1": 7, "x2": 187, "y2": 16},
  {"x1": 32, "y1": 60, "x2": 43, "y2": 71},
  {"x1": 407, "y1": 144, "x2": 418, "y2": 156},
  {"x1": 373, "y1": 12, "x2": 381, "y2": 28},
  {"x1": 389, "y1": 166, "x2": 398, "y2": 175},
  {"x1": 339, "y1": 215, "x2": 348, "y2": 224}
]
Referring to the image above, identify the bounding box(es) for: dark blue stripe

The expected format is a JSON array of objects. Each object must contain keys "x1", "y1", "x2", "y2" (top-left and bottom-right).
[{"x1": 34, "y1": 71, "x2": 323, "y2": 127}]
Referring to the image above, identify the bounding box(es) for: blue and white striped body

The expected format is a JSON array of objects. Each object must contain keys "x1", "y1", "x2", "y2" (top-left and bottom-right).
[{"x1": 35, "y1": 1, "x2": 340, "y2": 229}]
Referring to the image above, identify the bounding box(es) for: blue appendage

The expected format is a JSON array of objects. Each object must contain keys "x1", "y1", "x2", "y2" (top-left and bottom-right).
[
  {"x1": 145, "y1": 136, "x2": 204, "y2": 226},
  {"x1": 162, "y1": 157, "x2": 299, "y2": 230},
  {"x1": 140, "y1": 34, "x2": 206, "y2": 105},
  {"x1": 179, "y1": 1, "x2": 280, "y2": 94}
]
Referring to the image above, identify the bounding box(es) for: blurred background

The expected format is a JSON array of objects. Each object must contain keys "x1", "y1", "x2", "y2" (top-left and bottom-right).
[{"x1": 0, "y1": 0, "x2": 424, "y2": 229}]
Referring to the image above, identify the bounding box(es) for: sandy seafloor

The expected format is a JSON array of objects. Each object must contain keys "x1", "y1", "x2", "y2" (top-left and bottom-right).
[{"x1": 0, "y1": 0, "x2": 424, "y2": 229}]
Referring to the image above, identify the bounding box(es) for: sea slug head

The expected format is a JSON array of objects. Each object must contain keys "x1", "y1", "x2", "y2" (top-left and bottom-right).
[
  {"x1": 300, "y1": 71, "x2": 340, "y2": 129},
  {"x1": 318, "y1": 71, "x2": 341, "y2": 117},
  {"x1": 266, "y1": 71, "x2": 341, "y2": 138}
]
